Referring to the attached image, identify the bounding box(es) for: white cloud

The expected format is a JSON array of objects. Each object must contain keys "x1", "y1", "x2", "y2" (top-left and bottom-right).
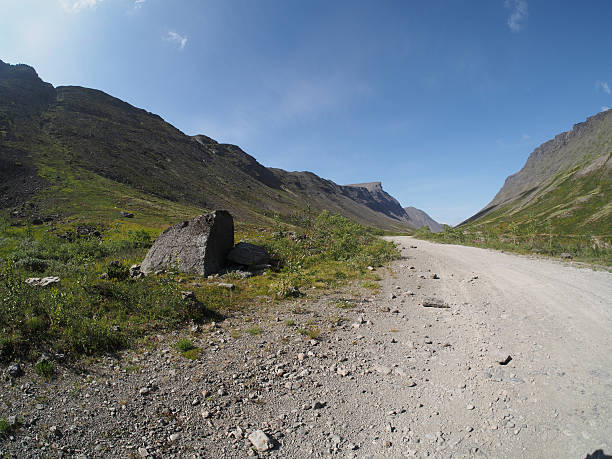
[
  {"x1": 603, "y1": 106, "x2": 610, "y2": 112},
  {"x1": 505, "y1": 0, "x2": 528, "y2": 32},
  {"x1": 596, "y1": 81, "x2": 611, "y2": 94},
  {"x1": 522, "y1": 134, "x2": 531, "y2": 140},
  {"x1": 60, "y1": 0, "x2": 102, "y2": 12},
  {"x1": 164, "y1": 31, "x2": 188, "y2": 50},
  {"x1": 134, "y1": 0, "x2": 146, "y2": 8}
]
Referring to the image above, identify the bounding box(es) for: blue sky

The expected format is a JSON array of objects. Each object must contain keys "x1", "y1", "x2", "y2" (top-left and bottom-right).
[{"x1": 1, "y1": 0, "x2": 611, "y2": 224}]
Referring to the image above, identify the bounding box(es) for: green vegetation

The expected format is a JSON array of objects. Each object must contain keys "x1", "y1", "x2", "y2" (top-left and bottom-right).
[
  {"x1": 34, "y1": 359, "x2": 55, "y2": 378},
  {"x1": 297, "y1": 327, "x2": 321, "y2": 340},
  {"x1": 0, "y1": 417, "x2": 19, "y2": 437},
  {"x1": 246, "y1": 325, "x2": 262, "y2": 336},
  {"x1": 416, "y1": 221, "x2": 611, "y2": 266},
  {"x1": 174, "y1": 338, "x2": 201, "y2": 360},
  {"x1": 0, "y1": 209, "x2": 398, "y2": 361},
  {"x1": 416, "y1": 160, "x2": 612, "y2": 266}
]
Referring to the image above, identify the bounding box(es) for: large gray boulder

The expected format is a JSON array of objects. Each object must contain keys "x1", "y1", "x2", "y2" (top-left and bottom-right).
[
  {"x1": 227, "y1": 242, "x2": 270, "y2": 267},
  {"x1": 141, "y1": 211, "x2": 234, "y2": 276}
]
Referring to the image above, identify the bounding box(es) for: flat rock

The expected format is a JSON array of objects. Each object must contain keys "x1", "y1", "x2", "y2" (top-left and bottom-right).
[
  {"x1": 422, "y1": 297, "x2": 450, "y2": 308},
  {"x1": 248, "y1": 429, "x2": 272, "y2": 451},
  {"x1": 25, "y1": 276, "x2": 60, "y2": 287}
]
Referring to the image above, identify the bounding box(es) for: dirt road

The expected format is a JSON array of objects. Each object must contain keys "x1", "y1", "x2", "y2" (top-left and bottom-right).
[
  {"x1": 366, "y1": 236, "x2": 612, "y2": 457},
  {"x1": 2, "y1": 237, "x2": 611, "y2": 458}
]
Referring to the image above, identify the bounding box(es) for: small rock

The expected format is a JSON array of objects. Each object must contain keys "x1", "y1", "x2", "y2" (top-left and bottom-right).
[
  {"x1": 181, "y1": 291, "x2": 195, "y2": 300},
  {"x1": 560, "y1": 252, "x2": 573, "y2": 259},
  {"x1": 129, "y1": 264, "x2": 142, "y2": 278},
  {"x1": 337, "y1": 367, "x2": 350, "y2": 377},
  {"x1": 248, "y1": 429, "x2": 273, "y2": 452},
  {"x1": 496, "y1": 354, "x2": 513, "y2": 365},
  {"x1": 366, "y1": 266, "x2": 375, "y2": 271},
  {"x1": 7, "y1": 362, "x2": 23, "y2": 378},
  {"x1": 169, "y1": 433, "x2": 182, "y2": 442},
  {"x1": 120, "y1": 211, "x2": 134, "y2": 218},
  {"x1": 138, "y1": 447, "x2": 149, "y2": 457},
  {"x1": 200, "y1": 409, "x2": 211, "y2": 419},
  {"x1": 49, "y1": 425, "x2": 62, "y2": 438},
  {"x1": 313, "y1": 401, "x2": 325, "y2": 410},
  {"x1": 216, "y1": 283, "x2": 235, "y2": 290},
  {"x1": 422, "y1": 297, "x2": 450, "y2": 308},
  {"x1": 25, "y1": 276, "x2": 60, "y2": 287},
  {"x1": 467, "y1": 404, "x2": 475, "y2": 410},
  {"x1": 139, "y1": 387, "x2": 150, "y2": 396},
  {"x1": 431, "y1": 273, "x2": 440, "y2": 279}
]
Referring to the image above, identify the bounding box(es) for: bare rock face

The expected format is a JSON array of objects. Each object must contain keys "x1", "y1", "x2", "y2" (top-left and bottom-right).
[{"x1": 141, "y1": 211, "x2": 234, "y2": 276}]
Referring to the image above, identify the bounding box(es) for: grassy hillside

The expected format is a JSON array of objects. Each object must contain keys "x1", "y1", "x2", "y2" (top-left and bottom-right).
[
  {"x1": 0, "y1": 60, "x2": 412, "y2": 232},
  {"x1": 417, "y1": 112, "x2": 612, "y2": 265}
]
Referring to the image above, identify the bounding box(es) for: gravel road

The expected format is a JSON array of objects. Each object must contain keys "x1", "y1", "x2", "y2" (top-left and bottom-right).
[{"x1": 2, "y1": 237, "x2": 611, "y2": 458}]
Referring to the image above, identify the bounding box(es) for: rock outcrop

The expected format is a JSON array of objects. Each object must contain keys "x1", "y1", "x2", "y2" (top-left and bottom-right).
[{"x1": 141, "y1": 211, "x2": 234, "y2": 276}]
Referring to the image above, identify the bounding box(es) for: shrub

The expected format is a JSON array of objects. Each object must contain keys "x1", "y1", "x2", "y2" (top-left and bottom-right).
[
  {"x1": 34, "y1": 360, "x2": 55, "y2": 378},
  {"x1": 175, "y1": 338, "x2": 196, "y2": 352},
  {"x1": 107, "y1": 262, "x2": 129, "y2": 280}
]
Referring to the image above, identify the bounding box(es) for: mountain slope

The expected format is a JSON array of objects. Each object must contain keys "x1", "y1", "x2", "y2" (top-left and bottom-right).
[
  {"x1": 0, "y1": 60, "x2": 415, "y2": 231},
  {"x1": 403, "y1": 206, "x2": 443, "y2": 232},
  {"x1": 462, "y1": 110, "x2": 612, "y2": 235},
  {"x1": 343, "y1": 182, "x2": 443, "y2": 232}
]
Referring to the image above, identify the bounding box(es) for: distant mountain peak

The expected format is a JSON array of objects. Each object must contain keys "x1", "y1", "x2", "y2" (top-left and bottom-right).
[{"x1": 345, "y1": 181, "x2": 383, "y2": 192}]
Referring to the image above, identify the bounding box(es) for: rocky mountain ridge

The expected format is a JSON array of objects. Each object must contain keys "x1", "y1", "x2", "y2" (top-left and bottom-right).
[
  {"x1": 0, "y1": 59, "x2": 438, "y2": 232},
  {"x1": 462, "y1": 109, "x2": 611, "y2": 234}
]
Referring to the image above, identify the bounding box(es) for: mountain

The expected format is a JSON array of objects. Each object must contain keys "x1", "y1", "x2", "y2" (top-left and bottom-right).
[
  {"x1": 342, "y1": 182, "x2": 442, "y2": 232},
  {"x1": 462, "y1": 110, "x2": 612, "y2": 234},
  {"x1": 402, "y1": 207, "x2": 443, "y2": 232},
  {"x1": 0, "y1": 59, "x2": 421, "y2": 231}
]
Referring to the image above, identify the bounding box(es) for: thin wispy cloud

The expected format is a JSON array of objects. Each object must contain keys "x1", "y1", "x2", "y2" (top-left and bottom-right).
[
  {"x1": 60, "y1": 0, "x2": 102, "y2": 12},
  {"x1": 522, "y1": 134, "x2": 531, "y2": 140},
  {"x1": 505, "y1": 0, "x2": 528, "y2": 32},
  {"x1": 603, "y1": 106, "x2": 610, "y2": 112},
  {"x1": 134, "y1": 0, "x2": 146, "y2": 8},
  {"x1": 596, "y1": 80, "x2": 611, "y2": 94},
  {"x1": 164, "y1": 31, "x2": 188, "y2": 50}
]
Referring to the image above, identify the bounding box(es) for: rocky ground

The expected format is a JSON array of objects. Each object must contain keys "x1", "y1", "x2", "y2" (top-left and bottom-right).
[{"x1": 2, "y1": 237, "x2": 611, "y2": 458}]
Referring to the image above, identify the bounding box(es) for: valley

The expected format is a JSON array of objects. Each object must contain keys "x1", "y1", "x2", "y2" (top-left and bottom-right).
[{"x1": 1, "y1": 238, "x2": 610, "y2": 457}]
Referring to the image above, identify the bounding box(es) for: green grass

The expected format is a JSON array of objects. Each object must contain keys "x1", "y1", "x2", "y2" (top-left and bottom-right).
[
  {"x1": 174, "y1": 338, "x2": 201, "y2": 360},
  {"x1": 34, "y1": 359, "x2": 55, "y2": 378},
  {"x1": 297, "y1": 327, "x2": 321, "y2": 339},
  {"x1": 0, "y1": 209, "x2": 399, "y2": 361},
  {"x1": 246, "y1": 325, "x2": 262, "y2": 336}
]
